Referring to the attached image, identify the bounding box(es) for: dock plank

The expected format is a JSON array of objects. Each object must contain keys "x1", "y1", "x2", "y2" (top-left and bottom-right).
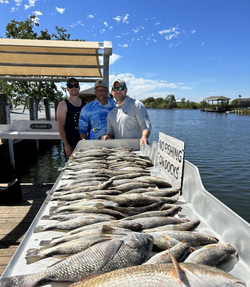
[{"x1": 0, "y1": 183, "x2": 52, "y2": 277}]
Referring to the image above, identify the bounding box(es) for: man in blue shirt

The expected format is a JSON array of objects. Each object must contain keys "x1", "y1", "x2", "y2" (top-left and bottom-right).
[{"x1": 79, "y1": 79, "x2": 115, "y2": 139}]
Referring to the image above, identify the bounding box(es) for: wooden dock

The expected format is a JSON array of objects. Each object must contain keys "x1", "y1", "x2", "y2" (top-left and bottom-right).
[{"x1": 0, "y1": 183, "x2": 53, "y2": 276}]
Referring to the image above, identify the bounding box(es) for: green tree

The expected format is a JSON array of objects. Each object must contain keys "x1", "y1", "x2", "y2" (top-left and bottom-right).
[
  {"x1": 0, "y1": 15, "x2": 77, "y2": 110},
  {"x1": 164, "y1": 94, "x2": 177, "y2": 109}
]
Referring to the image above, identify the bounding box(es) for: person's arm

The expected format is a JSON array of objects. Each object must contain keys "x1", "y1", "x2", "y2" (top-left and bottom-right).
[
  {"x1": 56, "y1": 101, "x2": 73, "y2": 157},
  {"x1": 135, "y1": 102, "x2": 152, "y2": 145},
  {"x1": 79, "y1": 105, "x2": 90, "y2": 140},
  {"x1": 141, "y1": 129, "x2": 151, "y2": 145}
]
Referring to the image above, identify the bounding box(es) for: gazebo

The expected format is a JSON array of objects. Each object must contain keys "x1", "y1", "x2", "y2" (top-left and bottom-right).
[{"x1": 202, "y1": 96, "x2": 230, "y2": 112}]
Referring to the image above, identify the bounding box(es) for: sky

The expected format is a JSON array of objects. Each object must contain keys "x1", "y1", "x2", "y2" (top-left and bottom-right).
[{"x1": 0, "y1": 0, "x2": 249, "y2": 102}]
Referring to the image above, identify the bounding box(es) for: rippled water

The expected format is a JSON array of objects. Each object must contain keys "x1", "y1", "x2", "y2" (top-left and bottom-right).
[
  {"x1": 148, "y1": 109, "x2": 250, "y2": 223},
  {"x1": 17, "y1": 109, "x2": 250, "y2": 223}
]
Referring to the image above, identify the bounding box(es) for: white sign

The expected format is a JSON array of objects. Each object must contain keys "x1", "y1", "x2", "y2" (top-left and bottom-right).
[{"x1": 157, "y1": 132, "x2": 185, "y2": 190}]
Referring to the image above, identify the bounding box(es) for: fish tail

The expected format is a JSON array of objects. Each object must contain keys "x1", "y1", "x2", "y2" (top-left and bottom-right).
[
  {"x1": 41, "y1": 215, "x2": 50, "y2": 220},
  {"x1": 39, "y1": 239, "x2": 51, "y2": 246},
  {"x1": 25, "y1": 248, "x2": 44, "y2": 264},
  {"x1": 34, "y1": 225, "x2": 46, "y2": 233},
  {"x1": 1, "y1": 274, "x2": 38, "y2": 287},
  {"x1": 49, "y1": 206, "x2": 58, "y2": 214}
]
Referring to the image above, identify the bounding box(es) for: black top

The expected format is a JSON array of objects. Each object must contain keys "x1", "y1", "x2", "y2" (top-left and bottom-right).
[{"x1": 64, "y1": 99, "x2": 86, "y2": 149}]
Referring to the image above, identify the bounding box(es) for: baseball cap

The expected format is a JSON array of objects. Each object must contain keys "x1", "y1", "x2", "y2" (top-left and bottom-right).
[
  {"x1": 67, "y1": 77, "x2": 79, "y2": 85},
  {"x1": 112, "y1": 79, "x2": 127, "y2": 89},
  {"x1": 94, "y1": 79, "x2": 108, "y2": 89}
]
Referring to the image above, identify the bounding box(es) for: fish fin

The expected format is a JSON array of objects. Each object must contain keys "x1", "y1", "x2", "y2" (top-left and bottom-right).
[
  {"x1": 101, "y1": 225, "x2": 116, "y2": 234},
  {"x1": 90, "y1": 237, "x2": 112, "y2": 247},
  {"x1": 98, "y1": 238, "x2": 124, "y2": 270},
  {"x1": 166, "y1": 242, "x2": 184, "y2": 280}
]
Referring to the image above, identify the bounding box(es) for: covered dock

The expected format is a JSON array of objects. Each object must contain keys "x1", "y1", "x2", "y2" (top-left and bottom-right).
[{"x1": 202, "y1": 96, "x2": 230, "y2": 112}]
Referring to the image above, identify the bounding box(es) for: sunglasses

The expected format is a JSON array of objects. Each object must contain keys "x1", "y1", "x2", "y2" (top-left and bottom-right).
[
  {"x1": 113, "y1": 86, "x2": 125, "y2": 92},
  {"x1": 67, "y1": 83, "x2": 79, "y2": 88}
]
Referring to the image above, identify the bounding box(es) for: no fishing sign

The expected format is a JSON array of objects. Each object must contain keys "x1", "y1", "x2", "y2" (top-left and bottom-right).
[{"x1": 157, "y1": 132, "x2": 185, "y2": 190}]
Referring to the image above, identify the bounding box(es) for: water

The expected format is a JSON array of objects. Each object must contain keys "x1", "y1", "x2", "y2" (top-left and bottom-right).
[{"x1": 17, "y1": 109, "x2": 250, "y2": 223}]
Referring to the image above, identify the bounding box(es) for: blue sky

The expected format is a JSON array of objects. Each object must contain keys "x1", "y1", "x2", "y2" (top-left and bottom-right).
[{"x1": 0, "y1": 0, "x2": 249, "y2": 102}]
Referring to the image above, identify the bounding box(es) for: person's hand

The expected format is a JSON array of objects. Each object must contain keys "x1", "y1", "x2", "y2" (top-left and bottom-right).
[
  {"x1": 65, "y1": 144, "x2": 73, "y2": 157},
  {"x1": 140, "y1": 136, "x2": 149, "y2": 145},
  {"x1": 101, "y1": 135, "x2": 110, "y2": 141}
]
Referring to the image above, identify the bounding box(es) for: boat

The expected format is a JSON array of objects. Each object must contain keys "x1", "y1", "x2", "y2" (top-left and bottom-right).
[{"x1": 1, "y1": 132, "x2": 250, "y2": 287}]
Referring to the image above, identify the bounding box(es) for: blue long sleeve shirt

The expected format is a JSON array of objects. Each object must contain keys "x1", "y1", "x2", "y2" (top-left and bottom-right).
[{"x1": 79, "y1": 97, "x2": 115, "y2": 139}]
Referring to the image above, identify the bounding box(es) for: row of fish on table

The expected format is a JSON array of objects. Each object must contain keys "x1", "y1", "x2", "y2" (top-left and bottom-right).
[{"x1": 1, "y1": 146, "x2": 246, "y2": 286}]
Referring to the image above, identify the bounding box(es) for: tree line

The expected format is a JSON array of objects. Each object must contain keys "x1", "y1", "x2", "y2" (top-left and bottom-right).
[{"x1": 142, "y1": 95, "x2": 200, "y2": 109}]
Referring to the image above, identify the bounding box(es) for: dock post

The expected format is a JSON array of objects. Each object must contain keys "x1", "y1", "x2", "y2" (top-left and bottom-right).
[
  {"x1": 0, "y1": 93, "x2": 15, "y2": 182},
  {"x1": 29, "y1": 97, "x2": 35, "y2": 120},
  {"x1": 43, "y1": 97, "x2": 51, "y2": 120},
  {"x1": 54, "y1": 98, "x2": 59, "y2": 121}
]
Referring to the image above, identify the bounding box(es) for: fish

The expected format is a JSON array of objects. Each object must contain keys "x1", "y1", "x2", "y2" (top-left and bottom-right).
[
  {"x1": 149, "y1": 233, "x2": 180, "y2": 250},
  {"x1": 66, "y1": 262, "x2": 247, "y2": 287},
  {"x1": 142, "y1": 220, "x2": 201, "y2": 233},
  {"x1": 142, "y1": 188, "x2": 180, "y2": 197},
  {"x1": 34, "y1": 214, "x2": 116, "y2": 233},
  {"x1": 109, "y1": 182, "x2": 157, "y2": 191},
  {"x1": 144, "y1": 241, "x2": 192, "y2": 264},
  {"x1": 122, "y1": 205, "x2": 182, "y2": 220},
  {"x1": 41, "y1": 212, "x2": 115, "y2": 222},
  {"x1": 135, "y1": 175, "x2": 172, "y2": 188},
  {"x1": 90, "y1": 193, "x2": 161, "y2": 206},
  {"x1": 25, "y1": 234, "x2": 113, "y2": 264},
  {"x1": 1, "y1": 233, "x2": 154, "y2": 287},
  {"x1": 114, "y1": 201, "x2": 166, "y2": 216},
  {"x1": 130, "y1": 216, "x2": 186, "y2": 230},
  {"x1": 64, "y1": 219, "x2": 142, "y2": 236},
  {"x1": 185, "y1": 243, "x2": 237, "y2": 266},
  {"x1": 39, "y1": 225, "x2": 133, "y2": 248},
  {"x1": 147, "y1": 230, "x2": 219, "y2": 246}
]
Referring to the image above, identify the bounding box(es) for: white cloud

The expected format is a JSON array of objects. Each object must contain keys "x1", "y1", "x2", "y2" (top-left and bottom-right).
[
  {"x1": 190, "y1": 30, "x2": 196, "y2": 34},
  {"x1": 118, "y1": 44, "x2": 128, "y2": 48},
  {"x1": 24, "y1": 0, "x2": 36, "y2": 10},
  {"x1": 104, "y1": 22, "x2": 108, "y2": 27},
  {"x1": 0, "y1": 0, "x2": 9, "y2": 3},
  {"x1": 158, "y1": 26, "x2": 180, "y2": 41},
  {"x1": 11, "y1": 6, "x2": 18, "y2": 12},
  {"x1": 70, "y1": 20, "x2": 84, "y2": 27},
  {"x1": 110, "y1": 54, "x2": 123, "y2": 65},
  {"x1": 100, "y1": 29, "x2": 105, "y2": 34},
  {"x1": 32, "y1": 10, "x2": 42, "y2": 16},
  {"x1": 87, "y1": 14, "x2": 94, "y2": 19},
  {"x1": 113, "y1": 14, "x2": 129, "y2": 24},
  {"x1": 98, "y1": 53, "x2": 122, "y2": 66},
  {"x1": 109, "y1": 73, "x2": 192, "y2": 100},
  {"x1": 55, "y1": 7, "x2": 65, "y2": 14}
]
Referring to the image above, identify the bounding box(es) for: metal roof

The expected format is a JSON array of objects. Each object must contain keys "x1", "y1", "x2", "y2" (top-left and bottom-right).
[
  {"x1": 203, "y1": 96, "x2": 230, "y2": 101},
  {"x1": 0, "y1": 39, "x2": 112, "y2": 83}
]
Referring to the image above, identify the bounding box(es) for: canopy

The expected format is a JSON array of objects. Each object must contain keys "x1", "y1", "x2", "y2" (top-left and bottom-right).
[{"x1": 0, "y1": 39, "x2": 112, "y2": 83}]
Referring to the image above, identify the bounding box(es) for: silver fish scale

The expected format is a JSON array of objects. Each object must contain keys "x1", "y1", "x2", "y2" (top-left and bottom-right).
[{"x1": 25, "y1": 233, "x2": 153, "y2": 284}]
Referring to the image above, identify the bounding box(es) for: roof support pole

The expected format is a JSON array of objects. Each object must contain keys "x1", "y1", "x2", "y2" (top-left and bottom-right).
[{"x1": 103, "y1": 41, "x2": 112, "y2": 86}]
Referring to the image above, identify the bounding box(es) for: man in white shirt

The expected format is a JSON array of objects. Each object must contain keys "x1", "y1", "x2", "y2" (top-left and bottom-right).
[{"x1": 102, "y1": 79, "x2": 151, "y2": 145}]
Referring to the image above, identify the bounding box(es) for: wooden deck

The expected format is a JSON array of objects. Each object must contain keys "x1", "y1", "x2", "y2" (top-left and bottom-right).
[{"x1": 0, "y1": 183, "x2": 53, "y2": 276}]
